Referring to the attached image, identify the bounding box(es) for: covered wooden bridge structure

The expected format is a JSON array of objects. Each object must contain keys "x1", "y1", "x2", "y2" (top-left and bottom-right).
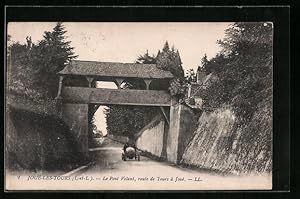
[{"x1": 56, "y1": 60, "x2": 174, "y2": 107}]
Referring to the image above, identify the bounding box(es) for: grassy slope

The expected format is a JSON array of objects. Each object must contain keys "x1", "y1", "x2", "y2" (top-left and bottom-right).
[{"x1": 6, "y1": 97, "x2": 85, "y2": 172}]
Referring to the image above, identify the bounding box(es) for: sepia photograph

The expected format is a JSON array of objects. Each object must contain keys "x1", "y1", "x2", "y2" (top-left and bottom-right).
[{"x1": 5, "y1": 21, "x2": 273, "y2": 190}]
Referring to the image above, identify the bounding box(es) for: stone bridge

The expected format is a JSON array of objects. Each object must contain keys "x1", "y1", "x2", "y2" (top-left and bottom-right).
[{"x1": 56, "y1": 60, "x2": 197, "y2": 163}]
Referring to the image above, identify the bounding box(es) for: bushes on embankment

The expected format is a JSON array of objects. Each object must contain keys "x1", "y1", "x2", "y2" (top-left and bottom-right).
[{"x1": 6, "y1": 106, "x2": 85, "y2": 172}]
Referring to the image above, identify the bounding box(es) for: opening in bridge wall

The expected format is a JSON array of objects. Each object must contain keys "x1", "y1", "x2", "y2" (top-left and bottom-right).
[
  {"x1": 95, "y1": 81, "x2": 118, "y2": 89},
  {"x1": 88, "y1": 105, "x2": 108, "y2": 148},
  {"x1": 120, "y1": 78, "x2": 146, "y2": 89}
]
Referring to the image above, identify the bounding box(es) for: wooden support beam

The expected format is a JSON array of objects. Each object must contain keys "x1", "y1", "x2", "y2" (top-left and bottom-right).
[
  {"x1": 86, "y1": 77, "x2": 94, "y2": 88},
  {"x1": 61, "y1": 87, "x2": 171, "y2": 106},
  {"x1": 114, "y1": 78, "x2": 124, "y2": 89},
  {"x1": 144, "y1": 79, "x2": 152, "y2": 90},
  {"x1": 160, "y1": 106, "x2": 170, "y2": 125},
  {"x1": 55, "y1": 76, "x2": 65, "y2": 99}
]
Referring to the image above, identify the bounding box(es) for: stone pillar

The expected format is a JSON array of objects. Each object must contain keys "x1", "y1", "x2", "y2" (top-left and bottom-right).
[
  {"x1": 166, "y1": 99, "x2": 181, "y2": 163},
  {"x1": 176, "y1": 104, "x2": 198, "y2": 161},
  {"x1": 166, "y1": 98, "x2": 197, "y2": 164},
  {"x1": 55, "y1": 76, "x2": 65, "y2": 99},
  {"x1": 61, "y1": 103, "x2": 89, "y2": 158}
]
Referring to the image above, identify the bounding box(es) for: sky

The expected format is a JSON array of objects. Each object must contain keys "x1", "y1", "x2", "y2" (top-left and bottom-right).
[{"x1": 8, "y1": 22, "x2": 231, "y2": 135}]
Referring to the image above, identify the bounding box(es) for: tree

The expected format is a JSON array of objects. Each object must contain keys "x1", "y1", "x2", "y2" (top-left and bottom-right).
[
  {"x1": 202, "y1": 22, "x2": 273, "y2": 119},
  {"x1": 218, "y1": 23, "x2": 273, "y2": 59},
  {"x1": 185, "y1": 69, "x2": 196, "y2": 82},
  {"x1": 94, "y1": 130, "x2": 103, "y2": 138},
  {"x1": 203, "y1": 53, "x2": 227, "y2": 75},
  {"x1": 156, "y1": 41, "x2": 186, "y2": 98},
  {"x1": 31, "y1": 22, "x2": 77, "y2": 98},
  {"x1": 169, "y1": 77, "x2": 188, "y2": 99},
  {"x1": 156, "y1": 41, "x2": 184, "y2": 78},
  {"x1": 105, "y1": 105, "x2": 158, "y2": 137},
  {"x1": 200, "y1": 54, "x2": 209, "y2": 74},
  {"x1": 136, "y1": 50, "x2": 156, "y2": 64},
  {"x1": 7, "y1": 22, "x2": 78, "y2": 103},
  {"x1": 7, "y1": 39, "x2": 46, "y2": 100},
  {"x1": 163, "y1": 40, "x2": 169, "y2": 51}
]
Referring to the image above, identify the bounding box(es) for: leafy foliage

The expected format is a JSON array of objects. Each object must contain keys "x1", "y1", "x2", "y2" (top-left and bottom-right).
[
  {"x1": 155, "y1": 41, "x2": 187, "y2": 98},
  {"x1": 7, "y1": 42, "x2": 46, "y2": 100},
  {"x1": 8, "y1": 22, "x2": 77, "y2": 99},
  {"x1": 201, "y1": 22, "x2": 273, "y2": 120},
  {"x1": 201, "y1": 53, "x2": 228, "y2": 75},
  {"x1": 105, "y1": 106, "x2": 158, "y2": 137},
  {"x1": 182, "y1": 23, "x2": 273, "y2": 174},
  {"x1": 169, "y1": 77, "x2": 188, "y2": 99},
  {"x1": 185, "y1": 69, "x2": 197, "y2": 82},
  {"x1": 156, "y1": 41, "x2": 184, "y2": 78},
  {"x1": 200, "y1": 54, "x2": 209, "y2": 74},
  {"x1": 136, "y1": 50, "x2": 157, "y2": 64},
  {"x1": 31, "y1": 22, "x2": 78, "y2": 98}
]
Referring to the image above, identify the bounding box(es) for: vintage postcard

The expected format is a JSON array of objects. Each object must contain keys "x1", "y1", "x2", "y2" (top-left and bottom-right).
[{"x1": 5, "y1": 22, "x2": 273, "y2": 191}]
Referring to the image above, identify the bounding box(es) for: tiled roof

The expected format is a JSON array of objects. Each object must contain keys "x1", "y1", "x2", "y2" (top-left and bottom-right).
[{"x1": 58, "y1": 60, "x2": 174, "y2": 79}]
